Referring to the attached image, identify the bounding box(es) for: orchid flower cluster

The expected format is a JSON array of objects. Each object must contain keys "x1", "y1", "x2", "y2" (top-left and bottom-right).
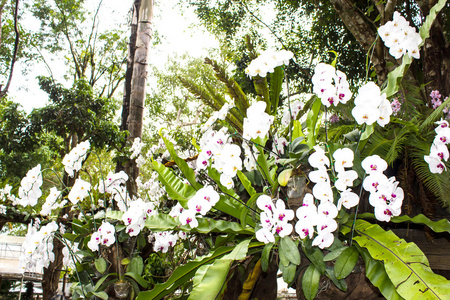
[
  {"x1": 0, "y1": 184, "x2": 18, "y2": 207},
  {"x1": 281, "y1": 100, "x2": 304, "y2": 126},
  {"x1": 255, "y1": 146, "x2": 360, "y2": 248},
  {"x1": 152, "y1": 231, "x2": 187, "y2": 253},
  {"x1": 130, "y1": 137, "x2": 146, "y2": 168},
  {"x1": 68, "y1": 178, "x2": 91, "y2": 205},
  {"x1": 196, "y1": 127, "x2": 243, "y2": 189},
  {"x1": 87, "y1": 221, "x2": 116, "y2": 252},
  {"x1": 245, "y1": 49, "x2": 294, "y2": 78},
  {"x1": 97, "y1": 171, "x2": 130, "y2": 211},
  {"x1": 362, "y1": 155, "x2": 404, "y2": 221},
  {"x1": 17, "y1": 164, "x2": 43, "y2": 207},
  {"x1": 62, "y1": 140, "x2": 90, "y2": 177},
  {"x1": 19, "y1": 220, "x2": 59, "y2": 273},
  {"x1": 424, "y1": 119, "x2": 450, "y2": 174},
  {"x1": 41, "y1": 187, "x2": 66, "y2": 216},
  {"x1": 121, "y1": 198, "x2": 157, "y2": 236},
  {"x1": 312, "y1": 63, "x2": 352, "y2": 107},
  {"x1": 200, "y1": 101, "x2": 233, "y2": 132},
  {"x1": 430, "y1": 90, "x2": 450, "y2": 118},
  {"x1": 255, "y1": 195, "x2": 294, "y2": 243},
  {"x1": 177, "y1": 185, "x2": 220, "y2": 228},
  {"x1": 351, "y1": 82, "x2": 393, "y2": 127},
  {"x1": 378, "y1": 11, "x2": 422, "y2": 59}
]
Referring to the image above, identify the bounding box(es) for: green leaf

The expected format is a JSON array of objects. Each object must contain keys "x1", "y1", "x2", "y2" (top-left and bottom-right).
[
  {"x1": 333, "y1": 246, "x2": 359, "y2": 280},
  {"x1": 127, "y1": 256, "x2": 144, "y2": 276},
  {"x1": 356, "y1": 244, "x2": 404, "y2": 300},
  {"x1": 278, "y1": 168, "x2": 293, "y2": 187},
  {"x1": 360, "y1": 124, "x2": 374, "y2": 141},
  {"x1": 237, "y1": 170, "x2": 257, "y2": 196},
  {"x1": 121, "y1": 258, "x2": 131, "y2": 265},
  {"x1": 94, "y1": 257, "x2": 107, "y2": 274},
  {"x1": 94, "y1": 273, "x2": 117, "y2": 292},
  {"x1": 292, "y1": 120, "x2": 304, "y2": 141},
  {"x1": 349, "y1": 220, "x2": 450, "y2": 299},
  {"x1": 269, "y1": 66, "x2": 284, "y2": 114},
  {"x1": 302, "y1": 264, "x2": 321, "y2": 300},
  {"x1": 124, "y1": 272, "x2": 148, "y2": 289},
  {"x1": 222, "y1": 239, "x2": 251, "y2": 261},
  {"x1": 189, "y1": 259, "x2": 232, "y2": 299},
  {"x1": 323, "y1": 247, "x2": 347, "y2": 262},
  {"x1": 161, "y1": 136, "x2": 203, "y2": 190},
  {"x1": 280, "y1": 262, "x2": 297, "y2": 284},
  {"x1": 152, "y1": 160, "x2": 197, "y2": 207},
  {"x1": 136, "y1": 243, "x2": 263, "y2": 300},
  {"x1": 306, "y1": 97, "x2": 322, "y2": 148},
  {"x1": 256, "y1": 147, "x2": 275, "y2": 186},
  {"x1": 357, "y1": 213, "x2": 450, "y2": 234},
  {"x1": 92, "y1": 291, "x2": 108, "y2": 300},
  {"x1": 261, "y1": 242, "x2": 274, "y2": 272},
  {"x1": 303, "y1": 246, "x2": 326, "y2": 274},
  {"x1": 279, "y1": 236, "x2": 300, "y2": 265},
  {"x1": 325, "y1": 267, "x2": 347, "y2": 292},
  {"x1": 144, "y1": 213, "x2": 254, "y2": 235}
]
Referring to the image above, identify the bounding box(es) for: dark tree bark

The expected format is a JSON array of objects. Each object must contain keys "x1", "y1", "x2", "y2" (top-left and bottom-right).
[{"x1": 126, "y1": 0, "x2": 154, "y2": 197}]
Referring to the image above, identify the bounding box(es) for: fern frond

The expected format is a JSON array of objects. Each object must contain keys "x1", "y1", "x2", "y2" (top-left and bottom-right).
[
  {"x1": 178, "y1": 76, "x2": 221, "y2": 111},
  {"x1": 204, "y1": 58, "x2": 249, "y2": 115},
  {"x1": 409, "y1": 139, "x2": 450, "y2": 209},
  {"x1": 419, "y1": 96, "x2": 450, "y2": 131}
]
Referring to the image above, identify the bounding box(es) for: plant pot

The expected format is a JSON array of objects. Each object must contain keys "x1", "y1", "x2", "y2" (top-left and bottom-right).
[{"x1": 114, "y1": 281, "x2": 130, "y2": 299}]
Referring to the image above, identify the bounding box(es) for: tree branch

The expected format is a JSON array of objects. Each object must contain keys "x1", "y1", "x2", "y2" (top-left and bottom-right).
[{"x1": 0, "y1": 0, "x2": 20, "y2": 98}]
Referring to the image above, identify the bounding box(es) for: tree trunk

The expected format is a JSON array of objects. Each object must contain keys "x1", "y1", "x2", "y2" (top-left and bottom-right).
[
  {"x1": 116, "y1": 0, "x2": 141, "y2": 175},
  {"x1": 419, "y1": 0, "x2": 450, "y2": 102},
  {"x1": 127, "y1": 0, "x2": 153, "y2": 197}
]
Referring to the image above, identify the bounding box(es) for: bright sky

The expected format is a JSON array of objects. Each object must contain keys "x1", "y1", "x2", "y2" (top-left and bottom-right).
[{"x1": 9, "y1": 0, "x2": 219, "y2": 113}]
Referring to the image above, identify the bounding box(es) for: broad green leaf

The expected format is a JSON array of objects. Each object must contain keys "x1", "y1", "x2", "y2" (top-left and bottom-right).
[
  {"x1": 302, "y1": 246, "x2": 326, "y2": 274},
  {"x1": 189, "y1": 259, "x2": 232, "y2": 299},
  {"x1": 152, "y1": 160, "x2": 197, "y2": 207},
  {"x1": 222, "y1": 239, "x2": 251, "y2": 261},
  {"x1": 161, "y1": 136, "x2": 203, "y2": 190},
  {"x1": 121, "y1": 258, "x2": 130, "y2": 265},
  {"x1": 357, "y1": 213, "x2": 450, "y2": 234},
  {"x1": 350, "y1": 220, "x2": 450, "y2": 299},
  {"x1": 356, "y1": 244, "x2": 404, "y2": 300},
  {"x1": 127, "y1": 256, "x2": 144, "y2": 276},
  {"x1": 278, "y1": 168, "x2": 293, "y2": 187},
  {"x1": 239, "y1": 193, "x2": 260, "y2": 228},
  {"x1": 94, "y1": 257, "x2": 107, "y2": 274},
  {"x1": 237, "y1": 170, "x2": 257, "y2": 196},
  {"x1": 143, "y1": 213, "x2": 254, "y2": 235},
  {"x1": 360, "y1": 124, "x2": 374, "y2": 141},
  {"x1": 92, "y1": 291, "x2": 108, "y2": 300},
  {"x1": 302, "y1": 264, "x2": 321, "y2": 300},
  {"x1": 269, "y1": 66, "x2": 284, "y2": 114},
  {"x1": 306, "y1": 97, "x2": 322, "y2": 148},
  {"x1": 207, "y1": 167, "x2": 256, "y2": 226},
  {"x1": 280, "y1": 236, "x2": 300, "y2": 265},
  {"x1": 280, "y1": 262, "x2": 297, "y2": 284},
  {"x1": 323, "y1": 247, "x2": 347, "y2": 262},
  {"x1": 325, "y1": 267, "x2": 347, "y2": 292},
  {"x1": 256, "y1": 148, "x2": 275, "y2": 186},
  {"x1": 333, "y1": 246, "x2": 359, "y2": 280},
  {"x1": 124, "y1": 272, "x2": 148, "y2": 288},
  {"x1": 261, "y1": 242, "x2": 274, "y2": 272},
  {"x1": 136, "y1": 243, "x2": 263, "y2": 300},
  {"x1": 292, "y1": 120, "x2": 304, "y2": 141},
  {"x1": 94, "y1": 273, "x2": 117, "y2": 292}
]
